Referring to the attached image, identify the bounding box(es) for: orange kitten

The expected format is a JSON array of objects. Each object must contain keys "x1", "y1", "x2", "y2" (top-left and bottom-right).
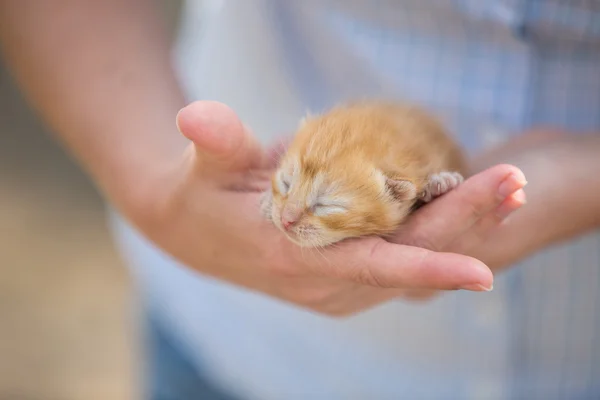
[{"x1": 260, "y1": 101, "x2": 466, "y2": 247}]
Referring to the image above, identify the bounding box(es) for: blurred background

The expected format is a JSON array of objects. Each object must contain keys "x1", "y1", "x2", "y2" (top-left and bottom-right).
[{"x1": 0, "y1": 2, "x2": 182, "y2": 399}]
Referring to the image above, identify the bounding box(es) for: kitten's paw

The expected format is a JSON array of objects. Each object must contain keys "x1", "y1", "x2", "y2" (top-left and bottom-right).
[
  {"x1": 259, "y1": 189, "x2": 274, "y2": 220},
  {"x1": 420, "y1": 171, "x2": 464, "y2": 203}
]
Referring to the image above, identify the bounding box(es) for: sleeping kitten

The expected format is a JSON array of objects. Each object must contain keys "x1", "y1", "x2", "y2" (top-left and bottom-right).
[{"x1": 260, "y1": 101, "x2": 466, "y2": 248}]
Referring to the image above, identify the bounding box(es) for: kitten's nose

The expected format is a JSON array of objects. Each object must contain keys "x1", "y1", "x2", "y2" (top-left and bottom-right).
[
  {"x1": 281, "y1": 217, "x2": 295, "y2": 230},
  {"x1": 281, "y1": 207, "x2": 301, "y2": 230}
]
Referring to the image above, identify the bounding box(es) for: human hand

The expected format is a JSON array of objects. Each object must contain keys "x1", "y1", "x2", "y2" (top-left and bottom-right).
[
  {"x1": 131, "y1": 101, "x2": 524, "y2": 316},
  {"x1": 462, "y1": 129, "x2": 600, "y2": 272},
  {"x1": 401, "y1": 128, "x2": 600, "y2": 304},
  {"x1": 384, "y1": 161, "x2": 527, "y2": 300}
]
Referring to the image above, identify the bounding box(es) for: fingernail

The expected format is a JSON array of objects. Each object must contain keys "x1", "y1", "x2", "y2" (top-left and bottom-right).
[
  {"x1": 498, "y1": 173, "x2": 527, "y2": 198},
  {"x1": 175, "y1": 109, "x2": 183, "y2": 134},
  {"x1": 495, "y1": 188, "x2": 527, "y2": 219},
  {"x1": 512, "y1": 188, "x2": 527, "y2": 203},
  {"x1": 461, "y1": 283, "x2": 494, "y2": 292}
]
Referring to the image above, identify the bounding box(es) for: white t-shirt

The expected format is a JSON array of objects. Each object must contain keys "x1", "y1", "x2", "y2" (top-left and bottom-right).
[{"x1": 110, "y1": 1, "x2": 600, "y2": 399}]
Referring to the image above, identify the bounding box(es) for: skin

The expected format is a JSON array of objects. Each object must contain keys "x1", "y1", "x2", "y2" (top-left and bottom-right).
[
  {"x1": 0, "y1": 1, "x2": 596, "y2": 316},
  {"x1": 467, "y1": 130, "x2": 600, "y2": 271},
  {"x1": 394, "y1": 130, "x2": 600, "y2": 300}
]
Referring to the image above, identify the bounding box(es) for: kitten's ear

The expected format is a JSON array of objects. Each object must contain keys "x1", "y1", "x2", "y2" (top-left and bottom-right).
[{"x1": 384, "y1": 176, "x2": 417, "y2": 201}]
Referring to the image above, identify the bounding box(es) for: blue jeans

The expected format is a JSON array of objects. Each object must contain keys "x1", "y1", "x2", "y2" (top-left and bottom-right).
[{"x1": 144, "y1": 313, "x2": 241, "y2": 400}]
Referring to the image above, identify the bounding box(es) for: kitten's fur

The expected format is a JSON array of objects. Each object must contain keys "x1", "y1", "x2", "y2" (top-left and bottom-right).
[{"x1": 261, "y1": 101, "x2": 466, "y2": 248}]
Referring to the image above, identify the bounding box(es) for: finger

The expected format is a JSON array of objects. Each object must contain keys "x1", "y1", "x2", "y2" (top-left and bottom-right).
[
  {"x1": 324, "y1": 238, "x2": 494, "y2": 292},
  {"x1": 495, "y1": 188, "x2": 527, "y2": 220},
  {"x1": 314, "y1": 286, "x2": 405, "y2": 317},
  {"x1": 395, "y1": 164, "x2": 527, "y2": 251},
  {"x1": 398, "y1": 288, "x2": 439, "y2": 301},
  {"x1": 448, "y1": 188, "x2": 527, "y2": 254},
  {"x1": 176, "y1": 101, "x2": 269, "y2": 173},
  {"x1": 231, "y1": 169, "x2": 273, "y2": 192}
]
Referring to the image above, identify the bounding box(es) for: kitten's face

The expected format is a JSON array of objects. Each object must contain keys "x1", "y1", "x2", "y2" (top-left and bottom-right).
[{"x1": 267, "y1": 157, "x2": 416, "y2": 247}]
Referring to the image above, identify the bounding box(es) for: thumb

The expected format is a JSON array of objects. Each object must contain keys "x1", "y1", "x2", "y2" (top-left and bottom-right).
[{"x1": 176, "y1": 101, "x2": 268, "y2": 173}]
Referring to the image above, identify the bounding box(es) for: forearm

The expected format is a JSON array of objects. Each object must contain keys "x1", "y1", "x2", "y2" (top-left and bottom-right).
[
  {"x1": 542, "y1": 134, "x2": 600, "y2": 237},
  {"x1": 0, "y1": 0, "x2": 188, "y2": 213},
  {"x1": 470, "y1": 132, "x2": 600, "y2": 269}
]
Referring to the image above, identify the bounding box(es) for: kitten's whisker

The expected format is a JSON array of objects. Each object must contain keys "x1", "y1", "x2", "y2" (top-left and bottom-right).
[
  {"x1": 327, "y1": 241, "x2": 341, "y2": 251},
  {"x1": 299, "y1": 239, "x2": 307, "y2": 262},
  {"x1": 275, "y1": 145, "x2": 285, "y2": 158},
  {"x1": 313, "y1": 243, "x2": 331, "y2": 265},
  {"x1": 300, "y1": 234, "x2": 330, "y2": 265}
]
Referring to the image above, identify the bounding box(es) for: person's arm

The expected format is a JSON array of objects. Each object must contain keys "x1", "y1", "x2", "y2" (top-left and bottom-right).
[
  {"x1": 467, "y1": 131, "x2": 600, "y2": 270},
  {"x1": 0, "y1": 0, "x2": 187, "y2": 218},
  {"x1": 0, "y1": 0, "x2": 524, "y2": 315}
]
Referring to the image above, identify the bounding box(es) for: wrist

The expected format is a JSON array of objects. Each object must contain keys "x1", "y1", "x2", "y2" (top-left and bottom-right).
[
  {"x1": 505, "y1": 134, "x2": 600, "y2": 247},
  {"x1": 466, "y1": 132, "x2": 600, "y2": 270},
  {"x1": 543, "y1": 134, "x2": 600, "y2": 236},
  {"x1": 88, "y1": 122, "x2": 190, "y2": 228}
]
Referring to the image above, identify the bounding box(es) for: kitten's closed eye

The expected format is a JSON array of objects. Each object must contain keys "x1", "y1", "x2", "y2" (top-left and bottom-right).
[
  {"x1": 276, "y1": 172, "x2": 291, "y2": 195},
  {"x1": 313, "y1": 205, "x2": 346, "y2": 216},
  {"x1": 311, "y1": 200, "x2": 348, "y2": 216}
]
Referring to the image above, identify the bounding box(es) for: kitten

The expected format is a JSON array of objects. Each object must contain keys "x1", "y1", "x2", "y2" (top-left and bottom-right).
[{"x1": 260, "y1": 101, "x2": 466, "y2": 248}]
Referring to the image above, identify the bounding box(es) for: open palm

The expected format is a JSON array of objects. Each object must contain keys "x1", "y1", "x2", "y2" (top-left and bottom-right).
[{"x1": 139, "y1": 101, "x2": 525, "y2": 316}]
